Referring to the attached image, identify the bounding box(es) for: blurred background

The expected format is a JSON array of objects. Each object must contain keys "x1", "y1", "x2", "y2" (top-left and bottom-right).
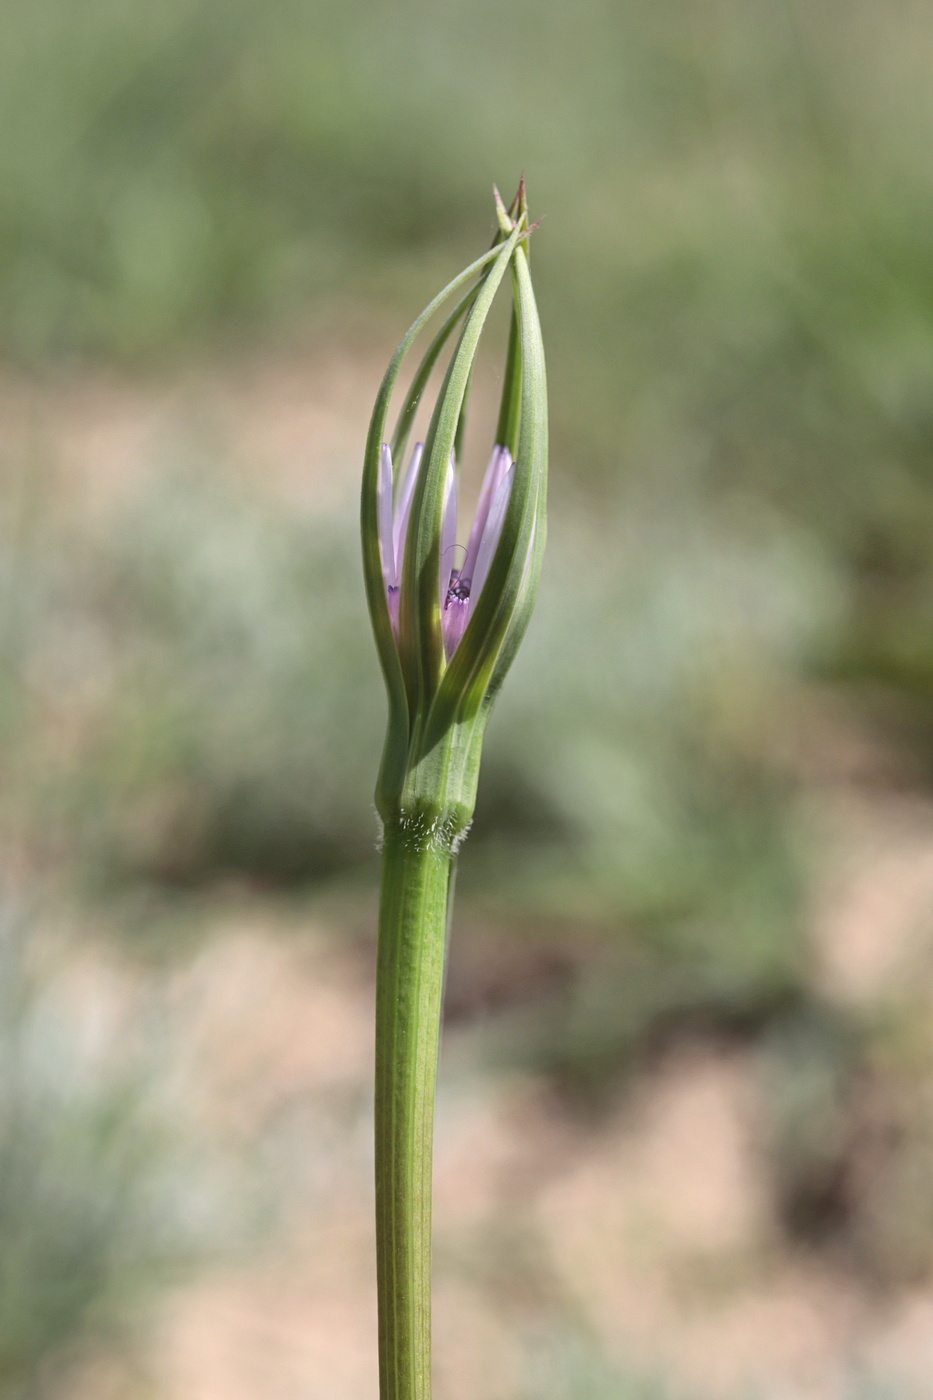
[{"x1": 2, "y1": 0, "x2": 933, "y2": 1396}]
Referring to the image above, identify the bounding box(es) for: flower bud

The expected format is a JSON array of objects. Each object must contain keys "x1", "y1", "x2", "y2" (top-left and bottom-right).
[{"x1": 362, "y1": 183, "x2": 547, "y2": 840}]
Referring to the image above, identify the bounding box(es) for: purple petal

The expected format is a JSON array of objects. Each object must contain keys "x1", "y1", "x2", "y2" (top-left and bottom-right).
[
  {"x1": 469, "y1": 461, "x2": 514, "y2": 606},
  {"x1": 461, "y1": 446, "x2": 510, "y2": 591},
  {"x1": 442, "y1": 594, "x2": 470, "y2": 658},
  {"x1": 439, "y1": 454, "x2": 458, "y2": 605},
  {"x1": 378, "y1": 444, "x2": 396, "y2": 590},
  {"x1": 392, "y1": 442, "x2": 423, "y2": 570}
]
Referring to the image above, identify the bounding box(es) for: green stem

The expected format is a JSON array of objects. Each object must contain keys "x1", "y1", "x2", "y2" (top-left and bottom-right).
[{"x1": 375, "y1": 817, "x2": 455, "y2": 1400}]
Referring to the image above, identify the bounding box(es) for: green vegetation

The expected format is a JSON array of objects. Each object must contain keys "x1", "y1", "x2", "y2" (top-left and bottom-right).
[
  {"x1": 0, "y1": 903, "x2": 237, "y2": 1399},
  {"x1": 4, "y1": 0, "x2": 933, "y2": 725}
]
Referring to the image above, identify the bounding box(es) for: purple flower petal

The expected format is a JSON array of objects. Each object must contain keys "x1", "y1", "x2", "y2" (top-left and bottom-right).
[
  {"x1": 392, "y1": 442, "x2": 423, "y2": 570},
  {"x1": 442, "y1": 594, "x2": 470, "y2": 659},
  {"x1": 469, "y1": 460, "x2": 514, "y2": 606},
  {"x1": 378, "y1": 444, "x2": 396, "y2": 591},
  {"x1": 439, "y1": 454, "x2": 458, "y2": 606},
  {"x1": 460, "y1": 446, "x2": 510, "y2": 592}
]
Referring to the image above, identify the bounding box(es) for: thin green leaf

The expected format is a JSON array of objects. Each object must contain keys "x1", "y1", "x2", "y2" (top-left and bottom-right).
[
  {"x1": 494, "y1": 308, "x2": 522, "y2": 456},
  {"x1": 482, "y1": 248, "x2": 548, "y2": 703},
  {"x1": 389, "y1": 283, "x2": 478, "y2": 475}
]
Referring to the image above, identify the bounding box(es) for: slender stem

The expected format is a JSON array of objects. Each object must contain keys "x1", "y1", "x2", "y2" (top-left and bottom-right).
[{"x1": 375, "y1": 817, "x2": 454, "y2": 1400}]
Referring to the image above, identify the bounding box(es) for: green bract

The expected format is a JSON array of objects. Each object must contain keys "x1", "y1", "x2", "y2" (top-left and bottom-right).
[{"x1": 361, "y1": 184, "x2": 548, "y2": 844}]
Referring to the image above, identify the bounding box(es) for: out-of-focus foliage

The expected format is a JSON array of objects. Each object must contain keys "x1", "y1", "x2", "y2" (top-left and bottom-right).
[
  {"x1": 4, "y1": 0, "x2": 933, "y2": 598},
  {"x1": 523, "y1": 1334, "x2": 678, "y2": 1399},
  {"x1": 2, "y1": 0, "x2": 932, "y2": 800},
  {"x1": 3, "y1": 0, "x2": 933, "y2": 1384},
  {"x1": 0, "y1": 901, "x2": 236, "y2": 1399},
  {"x1": 523, "y1": 1333, "x2": 918, "y2": 1400},
  {"x1": 3, "y1": 0, "x2": 933, "y2": 742},
  {"x1": 2, "y1": 463, "x2": 820, "y2": 928}
]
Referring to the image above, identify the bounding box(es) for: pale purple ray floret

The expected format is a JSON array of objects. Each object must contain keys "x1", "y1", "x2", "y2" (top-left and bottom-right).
[{"x1": 378, "y1": 441, "x2": 515, "y2": 659}]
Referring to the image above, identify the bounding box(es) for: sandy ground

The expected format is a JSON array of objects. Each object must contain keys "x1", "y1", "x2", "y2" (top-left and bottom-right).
[{"x1": 0, "y1": 348, "x2": 371, "y2": 518}]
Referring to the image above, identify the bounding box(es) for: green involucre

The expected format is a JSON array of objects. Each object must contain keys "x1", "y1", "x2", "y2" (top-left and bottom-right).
[{"x1": 361, "y1": 192, "x2": 547, "y2": 834}]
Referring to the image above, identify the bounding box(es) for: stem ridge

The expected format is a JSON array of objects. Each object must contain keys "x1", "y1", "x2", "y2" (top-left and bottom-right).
[{"x1": 375, "y1": 821, "x2": 454, "y2": 1400}]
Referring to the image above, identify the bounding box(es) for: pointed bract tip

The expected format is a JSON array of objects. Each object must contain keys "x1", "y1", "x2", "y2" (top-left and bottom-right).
[
  {"x1": 493, "y1": 184, "x2": 513, "y2": 237},
  {"x1": 515, "y1": 174, "x2": 527, "y2": 225},
  {"x1": 498, "y1": 177, "x2": 533, "y2": 238},
  {"x1": 500, "y1": 176, "x2": 529, "y2": 233}
]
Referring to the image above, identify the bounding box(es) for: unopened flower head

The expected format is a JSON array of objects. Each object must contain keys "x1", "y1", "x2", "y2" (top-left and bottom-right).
[
  {"x1": 378, "y1": 440, "x2": 515, "y2": 659},
  {"x1": 362, "y1": 182, "x2": 547, "y2": 828}
]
